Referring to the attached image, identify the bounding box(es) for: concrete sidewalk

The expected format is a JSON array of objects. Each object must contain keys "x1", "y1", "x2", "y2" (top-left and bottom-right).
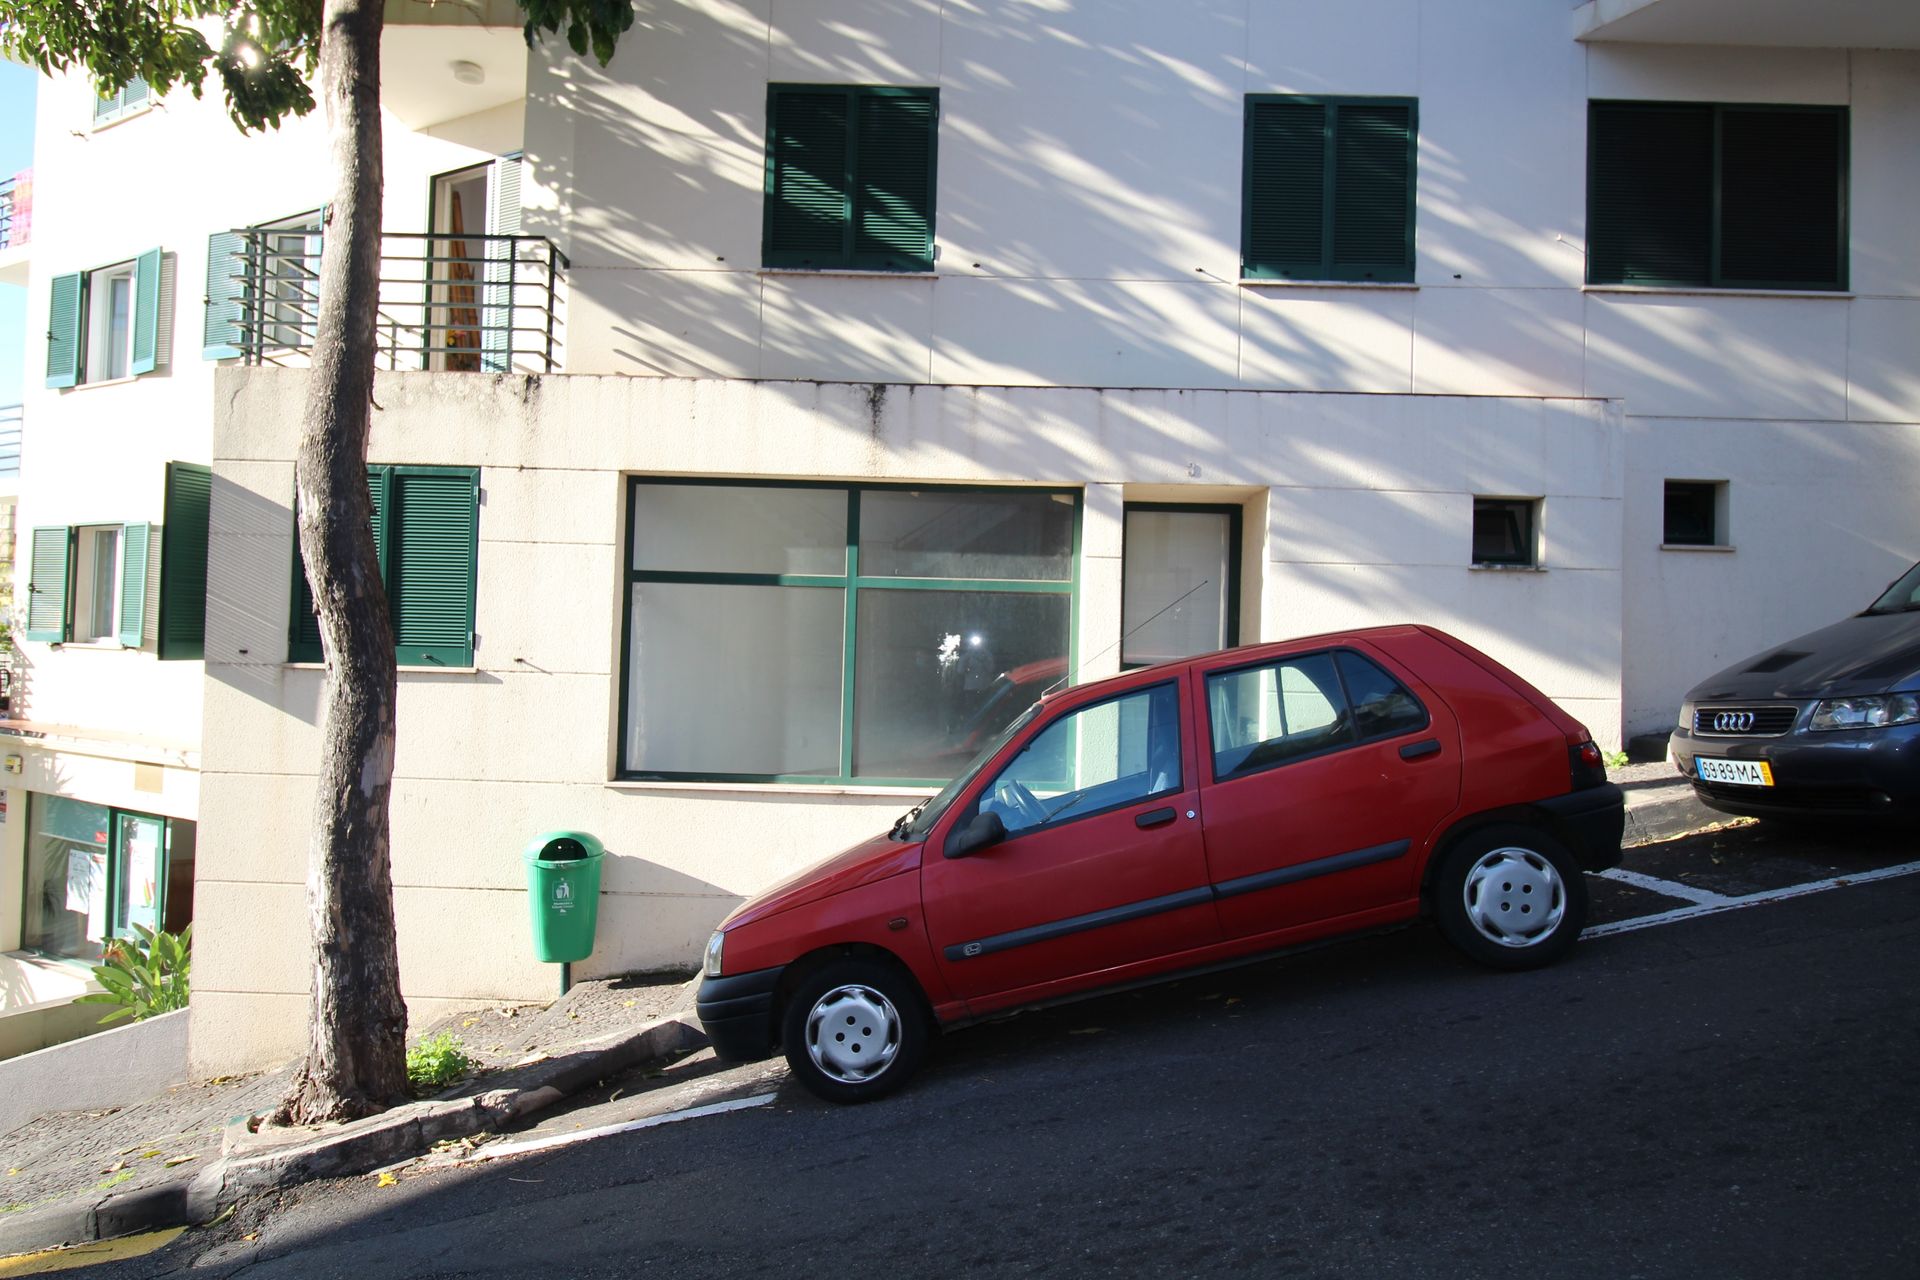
[
  {"x1": 0, "y1": 972, "x2": 707, "y2": 1262},
  {"x1": 1, "y1": 764, "x2": 1722, "y2": 1263}
]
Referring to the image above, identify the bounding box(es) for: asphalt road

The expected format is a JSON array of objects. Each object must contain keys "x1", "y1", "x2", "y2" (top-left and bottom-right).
[{"x1": 92, "y1": 825, "x2": 1920, "y2": 1279}]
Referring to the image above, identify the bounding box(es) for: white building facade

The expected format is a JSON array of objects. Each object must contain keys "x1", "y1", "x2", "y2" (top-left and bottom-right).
[{"x1": 5, "y1": 1, "x2": 1916, "y2": 1071}]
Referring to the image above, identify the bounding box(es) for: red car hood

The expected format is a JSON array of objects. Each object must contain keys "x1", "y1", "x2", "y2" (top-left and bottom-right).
[{"x1": 722, "y1": 831, "x2": 923, "y2": 931}]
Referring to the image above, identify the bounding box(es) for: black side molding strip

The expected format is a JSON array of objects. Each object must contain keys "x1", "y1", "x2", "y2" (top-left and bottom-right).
[
  {"x1": 1213, "y1": 839, "x2": 1411, "y2": 901},
  {"x1": 945, "y1": 839, "x2": 1415, "y2": 962},
  {"x1": 943, "y1": 887, "x2": 1216, "y2": 963}
]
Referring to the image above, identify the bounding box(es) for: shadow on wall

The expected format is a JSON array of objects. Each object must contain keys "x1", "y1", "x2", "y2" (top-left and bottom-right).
[{"x1": 524, "y1": 4, "x2": 1608, "y2": 395}]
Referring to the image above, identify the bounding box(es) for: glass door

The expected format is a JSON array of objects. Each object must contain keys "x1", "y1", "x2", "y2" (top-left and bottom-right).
[{"x1": 112, "y1": 811, "x2": 167, "y2": 937}]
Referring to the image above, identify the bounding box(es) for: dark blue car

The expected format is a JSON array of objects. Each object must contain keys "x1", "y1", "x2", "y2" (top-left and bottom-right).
[{"x1": 1672, "y1": 562, "x2": 1920, "y2": 821}]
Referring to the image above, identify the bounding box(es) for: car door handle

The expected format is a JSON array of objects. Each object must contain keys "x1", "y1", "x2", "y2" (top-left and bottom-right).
[
  {"x1": 1135, "y1": 806, "x2": 1177, "y2": 829},
  {"x1": 1399, "y1": 739, "x2": 1441, "y2": 761}
]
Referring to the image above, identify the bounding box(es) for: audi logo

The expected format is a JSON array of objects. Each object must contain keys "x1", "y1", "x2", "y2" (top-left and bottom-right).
[{"x1": 1712, "y1": 711, "x2": 1756, "y2": 733}]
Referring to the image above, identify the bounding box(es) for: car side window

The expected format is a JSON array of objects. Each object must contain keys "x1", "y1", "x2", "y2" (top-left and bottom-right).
[
  {"x1": 1207, "y1": 652, "x2": 1355, "y2": 782},
  {"x1": 1336, "y1": 650, "x2": 1429, "y2": 740},
  {"x1": 979, "y1": 683, "x2": 1181, "y2": 837}
]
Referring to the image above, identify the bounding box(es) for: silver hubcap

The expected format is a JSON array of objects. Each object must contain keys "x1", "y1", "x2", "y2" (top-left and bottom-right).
[
  {"x1": 1462, "y1": 847, "x2": 1566, "y2": 948},
  {"x1": 805, "y1": 984, "x2": 902, "y2": 1084}
]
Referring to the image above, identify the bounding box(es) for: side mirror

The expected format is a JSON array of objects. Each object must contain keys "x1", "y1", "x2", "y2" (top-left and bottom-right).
[{"x1": 944, "y1": 810, "x2": 1006, "y2": 859}]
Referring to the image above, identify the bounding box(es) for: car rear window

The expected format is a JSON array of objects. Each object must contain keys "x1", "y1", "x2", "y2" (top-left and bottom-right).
[{"x1": 1206, "y1": 649, "x2": 1427, "y2": 783}]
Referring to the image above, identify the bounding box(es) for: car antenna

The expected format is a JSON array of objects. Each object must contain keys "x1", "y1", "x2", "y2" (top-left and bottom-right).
[{"x1": 1038, "y1": 579, "x2": 1212, "y2": 698}]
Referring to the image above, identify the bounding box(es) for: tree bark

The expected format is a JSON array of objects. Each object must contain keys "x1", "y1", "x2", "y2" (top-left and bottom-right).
[{"x1": 276, "y1": 0, "x2": 409, "y2": 1124}]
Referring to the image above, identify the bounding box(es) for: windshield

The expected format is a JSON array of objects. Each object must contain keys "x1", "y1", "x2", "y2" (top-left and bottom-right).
[
  {"x1": 896, "y1": 700, "x2": 1044, "y2": 841},
  {"x1": 1865, "y1": 562, "x2": 1920, "y2": 614}
]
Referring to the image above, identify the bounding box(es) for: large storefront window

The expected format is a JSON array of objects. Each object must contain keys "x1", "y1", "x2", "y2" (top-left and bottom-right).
[
  {"x1": 21, "y1": 796, "x2": 195, "y2": 962},
  {"x1": 621, "y1": 481, "x2": 1079, "y2": 784}
]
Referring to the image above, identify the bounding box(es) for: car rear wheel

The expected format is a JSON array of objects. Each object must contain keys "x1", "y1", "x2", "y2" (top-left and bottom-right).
[
  {"x1": 1433, "y1": 825, "x2": 1587, "y2": 970},
  {"x1": 781, "y1": 957, "x2": 930, "y2": 1104}
]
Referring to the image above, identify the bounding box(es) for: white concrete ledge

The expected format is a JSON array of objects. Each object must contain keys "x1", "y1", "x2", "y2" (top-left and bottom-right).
[{"x1": 0, "y1": 1009, "x2": 189, "y2": 1138}]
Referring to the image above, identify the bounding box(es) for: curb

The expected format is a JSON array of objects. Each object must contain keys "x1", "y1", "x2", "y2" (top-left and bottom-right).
[
  {"x1": 1623, "y1": 781, "x2": 1723, "y2": 848},
  {"x1": 0, "y1": 1012, "x2": 707, "y2": 1261}
]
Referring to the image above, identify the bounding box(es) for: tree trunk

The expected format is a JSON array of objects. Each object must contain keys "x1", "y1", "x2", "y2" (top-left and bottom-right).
[{"x1": 276, "y1": 0, "x2": 409, "y2": 1124}]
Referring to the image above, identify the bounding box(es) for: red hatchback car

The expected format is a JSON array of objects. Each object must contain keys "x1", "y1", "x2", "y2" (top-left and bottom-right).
[{"x1": 697, "y1": 625, "x2": 1625, "y2": 1102}]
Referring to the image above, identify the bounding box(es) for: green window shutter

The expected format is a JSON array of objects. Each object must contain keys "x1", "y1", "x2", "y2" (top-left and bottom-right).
[
  {"x1": 131, "y1": 246, "x2": 164, "y2": 375},
  {"x1": 203, "y1": 232, "x2": 247, "y2": 360},
  {"x1": 1329, "y1": 103, "x2": 1414, "y2": 281},
  {"x1": 118, "y1": 522, "x2": 151, "y2": 647},
  {"x1": 1243, "y1": 99, "x2": 1327, "y2": 278},
  {"x1": 46, "y1": 272, "x2": 83, "y2": 388},
  {"x1": 1587, "y1": 102, "x2": 1713, "y2": 286},
  {"x1": 764, "y1": 87, "x2": 852, "y2": 267},
  {"x1": 852, "y1": 91, "x2": 936, "y2": 271},
  {"x1": 159, "y1": 462, "x2": 212, "y2": 660},
  {"x1": 388, "y1": 469, "x2": 477, "y2": 667},
  {"x1": 26, "y1": 526, "x2": 71, "y2": 642},
  {"x1": 1718, "y1": 107, "x2": 1845, "y2": 289},
  {"x1": 290, "y1": 469, "x2": 388, "y2": 663}
]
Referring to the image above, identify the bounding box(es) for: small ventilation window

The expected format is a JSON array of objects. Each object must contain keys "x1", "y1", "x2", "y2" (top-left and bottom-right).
[
  {"x1": 1663, "y1": 480, "x2": 1728, "y2": 548},
  {"x1": 1472, "y1": 498, "x2": 1538, "y2": 568}
]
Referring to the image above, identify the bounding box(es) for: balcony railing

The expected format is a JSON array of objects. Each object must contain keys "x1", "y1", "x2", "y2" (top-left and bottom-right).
[
  {"x1": 227, "y1": 228, "x2": 568, "y2": 373},
  {"x1": 0, "y1": 170, "x2": 29, "y2": 253},
  {"x1": 0, "y1": 404, "x2": 21, "y2": 479}
]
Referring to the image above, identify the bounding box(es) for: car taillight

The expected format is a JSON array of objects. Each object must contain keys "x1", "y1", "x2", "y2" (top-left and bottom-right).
[{"x1": 1568, "y1": 737, "x2": 1606, "y2": 791}]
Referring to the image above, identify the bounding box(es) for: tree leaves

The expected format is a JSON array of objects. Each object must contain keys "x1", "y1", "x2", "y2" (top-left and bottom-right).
[
  {"x1": 74, "y1": 923, "x2": 192, "y2": 1024},
  {"x1": 520, "y1": 0, "x2": 635, "y2": 67}
]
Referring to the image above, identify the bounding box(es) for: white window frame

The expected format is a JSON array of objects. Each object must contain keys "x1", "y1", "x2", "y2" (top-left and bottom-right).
[
  {"x1": 92, "y1": 76, "x2": 152, "y2": 127},
  {"x1": 85, "y1": 261, "x2": 138, "y2": 385},
  {"x1": 72, "y1": 523, "x2": 124, "y2": 643}
]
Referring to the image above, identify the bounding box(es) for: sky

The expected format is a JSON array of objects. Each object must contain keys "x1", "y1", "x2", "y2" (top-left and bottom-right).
[{"x1": 1, "y1": 58, "x2": 36, "y2": 408}]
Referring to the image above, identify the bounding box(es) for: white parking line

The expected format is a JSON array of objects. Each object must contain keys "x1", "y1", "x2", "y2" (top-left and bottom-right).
[
  {"x1": 1584, "y1": 859, "x2": 1920, "y2": 939},
  {"x1": 1596, "y1": 867, "x2": 1732, "y2": 905},
  {"x1": 462, "y1": 1092, "x2": 780, "y2": 1164}
]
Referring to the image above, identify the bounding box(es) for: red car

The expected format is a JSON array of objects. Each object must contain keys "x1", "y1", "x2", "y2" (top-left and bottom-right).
[{"x1": 698, "y1": 626, "x2": 1625, "y2": 1102}]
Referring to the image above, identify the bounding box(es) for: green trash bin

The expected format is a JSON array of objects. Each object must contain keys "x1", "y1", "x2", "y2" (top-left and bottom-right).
[{"x1": 523, "y1": 830, "x2": 605, "y2": 963}]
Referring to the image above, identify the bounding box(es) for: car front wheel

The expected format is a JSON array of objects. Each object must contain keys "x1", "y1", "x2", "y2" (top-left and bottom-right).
[
  {"x1": 1433, "y1": 825, "x2": 1587, "y2": 970},
  {"x1": 781, "y1": 957, "x2": 930, "y2": 1104}
]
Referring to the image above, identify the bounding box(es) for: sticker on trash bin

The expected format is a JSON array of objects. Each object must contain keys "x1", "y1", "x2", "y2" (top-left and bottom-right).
[{"x1": 552, "y1": 879, "x2": 575, "y2": 912}]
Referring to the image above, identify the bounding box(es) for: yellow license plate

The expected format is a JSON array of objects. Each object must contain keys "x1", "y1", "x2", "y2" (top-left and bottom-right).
[{"x1": 1697, "y1": 757, "x2": 1774, "y2": 787}]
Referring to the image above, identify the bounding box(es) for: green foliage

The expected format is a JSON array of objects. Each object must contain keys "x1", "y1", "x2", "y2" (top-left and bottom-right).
[
  {"x1": 405, "y1": 1032, "x2": 475, "y2": 1096},
  {"x1": 1604, "y1": 750, "x2": 1631, "y2": 770},
  {"x1": 0, "y1": 2, "x2": 319, "y2": 133},
  {"x1": 75, "y1": 924, "x2": 193, "y2": 1025},
  {"x1": 0, "y1": 0, "x2": 633, "y2": 135},
  {"x1": 519, "y1": 0, "x2": 636, "y2": 66}
]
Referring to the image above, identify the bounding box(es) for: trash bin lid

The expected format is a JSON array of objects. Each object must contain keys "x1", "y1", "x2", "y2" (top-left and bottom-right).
[{"x1": 523, "y1": 829, "x2": 605, "y2": 862}]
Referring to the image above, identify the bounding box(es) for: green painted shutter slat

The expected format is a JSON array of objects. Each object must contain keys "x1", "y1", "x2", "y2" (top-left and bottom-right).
[
  {"x1": 389, "y1": 470, "x2": 476, "y2": 667},
  {"x1": 130, "y1": 246, "x2": 163, "y2": 375},
  {"x1": 1330, "y1": 104, "x2": 1414, "y2": 280},
  {"x1": 1719, "y1": 107, "x2": 1845, "y2": 288},
  {"x1": 159, "y1": 462, "x2": 211, "y2": 660},
  {"x1": 26, "y1": 526, "x2": 71, "y2": 642},
  {"x1": 1243, "y1": 100, "x2": 1326, "y2": 278},
  {"x1": 203, "y1": 232, "x2": 247, "y2": 359},
  {"x1": 766, "y1": 89, "x2": 853, "y2": 266},
  {"x1": 290, "y1": 470, "x2": 387, "y2": 663},
  {"x1": 1587, "y1": 102, "x2": 1713, "y2": 286},
  {"x1": 852, "y1": 92, "x2": 935, "y2": 270},
  {"x1": 47, "y1": 272, "x2": 83, "y2": 388},
  {"x1": 118, "y1": 522, "x2": 150, "y2": 647}
]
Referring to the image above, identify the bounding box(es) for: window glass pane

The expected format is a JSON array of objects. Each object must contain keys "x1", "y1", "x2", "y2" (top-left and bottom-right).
[
  {"x1": 1208, "y1": 653, "x2": 1353, "y2": 780},
  {"x1": 23, "y1": 795, "x2": 113, "y2": 961},
  {"x1": 1123, "y1": 510, "x2": 1231, "y2": 665},
  {"x1": 626, "y1": 583, "x2": 844, "y2": 775},
  {"x1": 83, "y1": 526, "x2": 119, "y2": 641},
  {"x1": 631, "y1": 484, "x2": 847, "y2": 577},
  {"x1": 858, "y1": 490, "x2": 1074, "y2": 581},
  {"x1": 115, "y1": 813, "x2": 166, "y2": 936},
  {"x1": 1472, "y1": 499, "x2": 1535, "y2": 567},
  {"x1": 852, "y1": 588, "x2": 1069, "y2": 779},
  {"x1": 1336, "y1": 651, "x2": 1428, "y2": 740},
  {"x1": 1663, "y1": 481, "x2": 1718, "y2": 546},
  {"x1": 107, "y1": 272, "x2": 131, "y2": 379},
  {"x1": 983, "y1": 684, "x2": 1180, "y2": 835}
]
